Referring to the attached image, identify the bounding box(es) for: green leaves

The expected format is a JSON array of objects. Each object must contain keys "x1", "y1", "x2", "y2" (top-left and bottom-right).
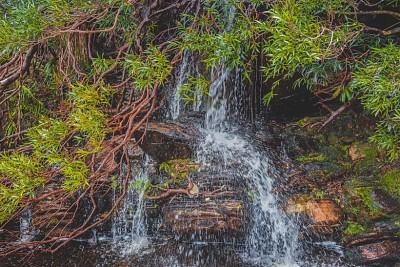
[
  {"x1": 178, "y1": 74, "x2": 210, "y2": 104},
  {"x1": 68, "y1": 82, "x2": 112, "y2": 143},
  {"x1": 351, "y1": 43, "x2": 400, "y2": 160},
  {"x1": 260, "y1": 0, "x2": 358, "y2": 82},
  {"x1": 124, "y1": 46, "x2": 171, "y2": 90},
  {"x1": 61, "y1": 159, "x2": 90, "y2": 192},
  {"x1": 27, "y1": 118, "x2": 69, "y2": 154},
  {"x1": 0, "y1": 153, "x2": 45, "y2": 224}
]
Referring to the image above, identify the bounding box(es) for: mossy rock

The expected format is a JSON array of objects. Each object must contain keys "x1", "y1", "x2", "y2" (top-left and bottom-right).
[
  {"x1": 381, "y1": 168, "x2": 400, "y2": 200},
  {"x1": 295, "y1": 153, "x2": 326, "y2": 162},
  {"x1": 159, "y1": 158, "x2": 199, "y2": 181},
  {"x1": 344, "y1": 221, "x2": 371, "y2": 236}
]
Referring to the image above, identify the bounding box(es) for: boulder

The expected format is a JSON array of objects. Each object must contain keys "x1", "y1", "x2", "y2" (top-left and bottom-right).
[
  {"x1": 286, "y1": 197, "x2": 342, "y2": 235},
  {"x1": 135, "y1": 122, "x2": 197, "y2": 162},
  {"x1": 347, "y1": 240, "x2": 400, "y2": 265}
]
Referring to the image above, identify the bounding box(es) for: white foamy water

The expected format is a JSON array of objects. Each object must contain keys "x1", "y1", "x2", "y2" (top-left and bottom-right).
[{"x1": 112, "y1": 156, "x2": 151, "y2": 256}]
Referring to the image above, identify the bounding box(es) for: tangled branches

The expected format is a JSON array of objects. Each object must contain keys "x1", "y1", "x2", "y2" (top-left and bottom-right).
[{"x1": 0, "y1": 0, "x2": 195, "y2": 256}]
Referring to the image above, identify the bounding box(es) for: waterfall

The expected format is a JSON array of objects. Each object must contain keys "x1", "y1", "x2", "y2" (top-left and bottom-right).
[
  {"x1": 197, "y1": 60, "x2": 300, "y2": 265},
  {"x1": 170, "y1": 49, "x2": 190, "y2": 120},
  {"x1": 112, "y1": 155, "x2": 152, "y2": 256},
  {"x1": 19, "y1": 206, "x2": 34, "y2": 243}
]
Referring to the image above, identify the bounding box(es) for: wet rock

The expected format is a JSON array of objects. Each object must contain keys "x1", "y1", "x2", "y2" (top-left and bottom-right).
[
  {"x1": 345, "y1": 220, "x2": 400, "y2": 247},
  {"x1": 163, "y1": 200, "x2": 244, "y2": 233},
  {"x1": 371, "y1": 189, "x2": 400, "y2": 215},
  {"x1": 344, "y1": 219, "x2": 400, "y2": 265},
  {"x1": 347, "y1": 240, "x2": 400, "y2": 265},
  {"x1": 33, "y1": 183, "x2": 77, "y2": 237},
  {"x1": 149, "y1": 171, "x2": 248, "y2": 239},
  {"x1": 135, "y1": 122, "x2": 196, "y2": 162},
  {"x1": 92, "y1": 141, "x2": 118, "y2": 171},
  {"x1": 126, "y1": 141, "x2": 144, "y2": 159},
  {"x1": 306, "y1": 200, "x2": 342, "y2": 225},
  {"x1": 287, "y1": 197, "x2": 342, "y2": 235}
]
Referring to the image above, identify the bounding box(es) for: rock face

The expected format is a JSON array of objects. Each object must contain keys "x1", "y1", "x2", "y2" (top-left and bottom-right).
[
  {"x1": 32, "y1": 183, "x2": 77, "y2": 238},
  {"x1": 347, "y1": 240, "x2": 400, "y2": 265},
  {"x1": 145, "y1": 168, "x2": 248, "y2": 240},
  {"x1": 163, "y1": 200, "x2": 244, "y2": 233},
  {"x1": 135, "y1": 122, "x2": 197, "y2": 162},
  {"x1": 344, "y1": 220, "x2": 400, "y2": 265},
  {"x1": 275, "y1": 111, "x2": 400, "y2": 266}
]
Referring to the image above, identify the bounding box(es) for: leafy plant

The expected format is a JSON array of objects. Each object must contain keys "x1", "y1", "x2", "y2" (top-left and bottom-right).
[{"x1": 351, "y1": 43, "x2": 400, "y2": 160}]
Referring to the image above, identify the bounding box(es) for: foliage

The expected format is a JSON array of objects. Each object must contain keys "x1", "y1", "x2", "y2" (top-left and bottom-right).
[
  {"x1": 178, "y1": 74, "x2": 210, "y2": 104},
  {"x1": 354, "y1": 187, "x2": 381, "y2": 215},
  {"x1": 258, "y1": 0, "x2": 359, "y2": 102},
  {"x1": 344, "y1": 221, "x2": 370, "y2": 235},
  {"x1": 159, "y1": 159, "x2": 199, "y2": 180},
  {"x1": 0, "y1": 153, "x2": 45, "y2": 223},
  {"x1": 295, "y1": 153, "x2": 326, "y2": 162},
  {"x1": 350, "y1": 43, "x2": 400, "y2": 160},
  {"x1": 381, "y1": 168, "x2": 400, "y2": 199},
  {"x1": 124, "y1": 46, "x2": 172, "y2": 90}
]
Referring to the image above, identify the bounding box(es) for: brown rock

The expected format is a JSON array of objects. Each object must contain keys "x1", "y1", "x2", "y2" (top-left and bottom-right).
[
  {"x1": 163, "y1": 200, "x2": 244, "y2": 233},
  {"x1": 348, "y1": 145, "x2": 365, "y2": 161},
  {"x1": 305, "y1": 199, "x2": 342, "y2": 234},
  {"x1": 350, "y1": 240, "x2": 400, "y2": 264}
]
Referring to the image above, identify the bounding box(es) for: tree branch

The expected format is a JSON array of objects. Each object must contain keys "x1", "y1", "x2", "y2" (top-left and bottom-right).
[
  {"x1": 362, "y1": 25, "x2": 400, "y2": 36},
  {"x1": 0, "y1": 45, "x2": 38, "y2": 92},
  {"x1": 347, "y1": 10, "x2": 400, "y2": 19}
]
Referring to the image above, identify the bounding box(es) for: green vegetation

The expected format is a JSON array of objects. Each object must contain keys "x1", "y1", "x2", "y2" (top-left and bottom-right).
[
  {"x1": 159, "y1": 159, "x2": 199, "y2": 180},
  {"x1": 351, "y1": 44, "x2": 400, "y2": 161},
  {"x1": 295, "y1": 153, "x2": 326, "y2": 162},
  {"x1": 381, "y1": 168, "x2": 400, "y2": 199},
  {"x1": 344, "y1": 221, "x2": 370, "y2": 236},
  {"x1": 354, "y1": 187, "x2": 381, "y2": 215}
]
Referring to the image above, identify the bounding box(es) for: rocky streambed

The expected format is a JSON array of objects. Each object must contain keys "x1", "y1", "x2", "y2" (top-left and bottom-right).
[{"x1": 1, "y1": 111, "x2": 400, "y2": 267}]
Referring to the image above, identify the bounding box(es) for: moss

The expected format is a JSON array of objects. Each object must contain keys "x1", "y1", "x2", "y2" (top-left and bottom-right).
[
  {"x1": 344, "y1": 221, "x2": 371, "y2": 235},
  {"x1": 360, "y1": 145, "x2": 379, "y2": 163},
  {"x1": 296, "y1": 117, "x2": 323, "y2": 127},
  {"x1": 353, "y1": 186, "x2": 382, "y2": 215},
  {"x1": 313, "y1": 189, "x2": 325, "y2": 199},
  {"x1": 159, "y1": 159, "x2": 199, "y2": 180},
  {"x1": 323, "y1": 144, "x2": 349, "y2": 162},
  {"x1": 381, "y1": 168, "x2": 400, "y2": 199},
  {"x1": 295, "y1": 153, "x2": 326, "y2": 162}
]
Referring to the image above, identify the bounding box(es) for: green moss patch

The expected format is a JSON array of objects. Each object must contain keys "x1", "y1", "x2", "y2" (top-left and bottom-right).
[
  {"x1": 344, "y1": 221, "x2": 371, "y2": 235},
  {"x1": 295, "y1": 153, "x2": 326, "y2": 162},
  {"x1": 381, "y1": 168, "x2": 400, "y2": 199}
]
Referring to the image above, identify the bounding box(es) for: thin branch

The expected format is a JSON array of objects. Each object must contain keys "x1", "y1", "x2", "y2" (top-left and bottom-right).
[
  {"x1": 0, "y1": 45, "x2": 38, "y2": 92},
  {"x1": 345, "y1": 10, "x2": 400, "y2": 19}
]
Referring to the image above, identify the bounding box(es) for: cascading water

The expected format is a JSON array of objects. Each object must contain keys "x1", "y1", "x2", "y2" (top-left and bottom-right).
[
  {"x1": 112, "y1": 156, "x2": 152, "y2": 256},
  {"x1": 196, "y1": 60, "x2": 300, "y2": 266},
  {"x1": 170, "y1": 49, "x2": 190, "y2": 120}
]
